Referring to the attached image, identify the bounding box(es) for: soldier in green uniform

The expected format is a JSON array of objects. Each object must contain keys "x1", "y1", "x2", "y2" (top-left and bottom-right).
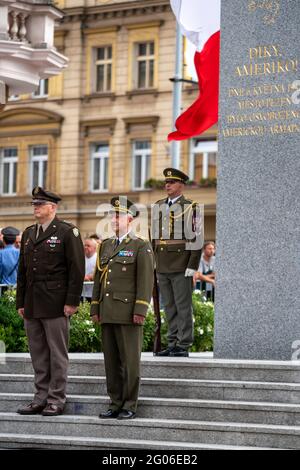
[
  {"x1": 91, "y1": 196, "x2": 154, "y2": 420},
  {"x1": 16, "y1": 187, "x2": 85, "y2": 416},
  {"x1": 153, "y1": 168, "x2": 202, "y2": 357}
]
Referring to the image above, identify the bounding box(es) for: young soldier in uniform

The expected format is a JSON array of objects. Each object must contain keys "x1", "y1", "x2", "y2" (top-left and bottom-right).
[
  {"x1": 153, "y1": 168, "x2": 202, "y2": 357},
  {"x1": 91, "y1": 196, "x2": 154, "y2": 420},
  {"x1": 16, "y1": 187, "x2": 85, "y2": 416}
]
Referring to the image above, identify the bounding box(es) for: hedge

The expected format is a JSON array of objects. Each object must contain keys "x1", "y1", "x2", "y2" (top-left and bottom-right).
[{"x1": 0, "y1": 289, "x2": 214, "y2": 353}]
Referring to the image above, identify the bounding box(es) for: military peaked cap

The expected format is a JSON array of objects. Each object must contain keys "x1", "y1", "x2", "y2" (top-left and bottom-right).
[
  {"x1": 110, "y1": 196, "x2": 139, "y2": 217},
  {"x1": 1, "y1": 226, "x2": 20, "y2": 241},
  {"x1": 163, "y1": 168, "x2": 189, "y2": 184},
  {"x1": 31, "y1": 186, "x2": 62, "y2": 204}
]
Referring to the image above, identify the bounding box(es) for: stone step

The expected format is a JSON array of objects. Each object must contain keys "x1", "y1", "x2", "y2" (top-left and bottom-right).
[
  {"x1": 0, "y1": 432, "x2": 275, "y2": 451},
  {"x1": 2, "y1": 354, "x2": 300, "y2": 383},
  {"x1": 2, "y1": 374, "x2": 300, "y2": 403},
  {"x1": 2, "y1": 393, "x2": 300, "y2": 426},
  {"x1": 0, "y1": 413, "x2": 299, "y2": 449}
]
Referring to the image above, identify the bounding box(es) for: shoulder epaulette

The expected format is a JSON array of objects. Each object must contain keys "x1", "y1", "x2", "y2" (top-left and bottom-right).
[
  {"x1": 101, "y1": 237, "x2": 111, "y2": 244},
  {"x1": 61, "y1": 220, "x2": 75, "y2": 227},
  {"x1": 136, "y1": 236, "x2": 148, "y2": 242},
  {"x1": 155, "y1": 198, "x2": 168, "y2": 204},
  {"x1": 24, "y1": 224, "x2": 35, "y2": 231}
]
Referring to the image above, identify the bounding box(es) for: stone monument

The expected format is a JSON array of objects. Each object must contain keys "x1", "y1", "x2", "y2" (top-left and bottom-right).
[{"x1": 214, "y1": 0, "x2": 300, "y2": 360}]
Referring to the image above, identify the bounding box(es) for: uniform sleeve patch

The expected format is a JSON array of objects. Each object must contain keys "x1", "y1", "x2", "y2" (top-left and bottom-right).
[{"x1": 73, "y1": 228, "x2": 79, "y2": 237}]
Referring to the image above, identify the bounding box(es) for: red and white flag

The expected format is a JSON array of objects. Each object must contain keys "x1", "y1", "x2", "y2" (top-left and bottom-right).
[{"x1": 168, "y1": 0, "x2": 221, "y2": 141}]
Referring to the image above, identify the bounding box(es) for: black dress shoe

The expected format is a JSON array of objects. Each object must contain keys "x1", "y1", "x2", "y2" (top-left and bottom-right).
[
  {"x1": 17, "y1": 402, "x2": 45, "y2": 415},
  {"x1": 117, "y1": 409, "x2": 136, "y2": 420},
  {"x1": 154, "y1": 347, "x2": 174, "y2": 357},
  {"x1": 42, "y1": 404, "x2": 64, "y2": 416},
  {"x1": 169, "y1": 346, "x2": 189, "y2": 357},
  {"x1": 99, "y1": 409, "x2": 119, "y2": 419}
]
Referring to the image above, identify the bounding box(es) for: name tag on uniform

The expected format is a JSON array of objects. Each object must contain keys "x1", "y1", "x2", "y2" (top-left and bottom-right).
[{"x1": 118, "y1": 250, "x2": 134, "y2": 257}]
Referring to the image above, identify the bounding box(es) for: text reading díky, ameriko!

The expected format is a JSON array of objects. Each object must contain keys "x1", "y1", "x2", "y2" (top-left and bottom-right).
[{"x1": 235, "y1": 45, "x2": 297, "y2": 78}]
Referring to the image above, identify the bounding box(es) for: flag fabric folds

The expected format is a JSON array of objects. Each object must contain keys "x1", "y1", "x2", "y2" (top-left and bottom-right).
[
  {"x1": 168, "y1": 0, "x2": 221, "y2": 141},
  {"x1": 170, "y1": 0, "x2": 221, "y2": 51}
]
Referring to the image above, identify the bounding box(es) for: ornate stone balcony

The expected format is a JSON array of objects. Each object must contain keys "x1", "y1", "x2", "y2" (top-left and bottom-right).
[{"x1": 0, "y1": 0, "x2": 68, "y2": 98}]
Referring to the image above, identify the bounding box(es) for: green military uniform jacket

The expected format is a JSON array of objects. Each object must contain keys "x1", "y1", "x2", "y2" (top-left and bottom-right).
[
  {"x1": 16, "y1": 217, "x2": 85, "y2": 319},
  {"x1": 153, "y1": 195, "x2": 201, "y2": 274},
  {"x1": 91, "y1": 234, "x2": 154, "y2": 324}
]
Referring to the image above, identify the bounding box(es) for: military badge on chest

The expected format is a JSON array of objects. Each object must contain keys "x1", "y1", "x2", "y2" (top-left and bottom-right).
[
  {"x1": 118, "y1": 251, "x2": 135, "y2": 272},
  {"x1": 46, "y1": 236, "x2": 62, "y2": 249},
  {"x1": 118, "y1": 250, "x2": 134, "y2": 257}
]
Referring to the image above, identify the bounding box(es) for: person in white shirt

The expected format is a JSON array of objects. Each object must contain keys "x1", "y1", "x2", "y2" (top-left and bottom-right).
[
  {"x1": 194, "y1": 241, "x2": 216, "y2": 300},
  {"x1": 82, "y1": 237, "x2": 98, "y2": 302}
]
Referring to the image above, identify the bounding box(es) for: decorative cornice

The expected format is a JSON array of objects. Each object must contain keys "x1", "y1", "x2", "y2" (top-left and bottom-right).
[
  {"x1": 61, "y1": 0, "x2": 170, "y2": 23},
  {"x1": 83, "y1": 92, "x2": 116, "y2": 103},
  {"x1": 123, "y1": 115, "x2": 160, "y2": 133},
  {"x1": 126, "y1": 20, "x2": 164, "y2": 30},
  {"x1": 81, "y1": 118, "x2": 117, "y2": 136},
  {"x1": 126, "y1": 88, "x2": 159, "y2": 100},
  {"x1": 82, "y1": 26, "x2": 120, "y2": 36},
  {"x1": 0, "y1": 107, "x2": 64, "y2": 126},
  {"x1": 0, "y1": 128, "x2": 61, "y2": 137},
  {"x1": 0, "y1": 107, "x2": 63, "y2": 137}
]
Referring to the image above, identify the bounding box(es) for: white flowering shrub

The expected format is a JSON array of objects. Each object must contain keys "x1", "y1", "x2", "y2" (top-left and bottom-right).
[
  {"x1": 0, "y1": 290, "x2": 214, "y2": 353},
  {"x1": 69, "y1": 301, "x2": 101, "y2": 352},
  {"x1": 0, "y1": 289, "x2": 28, "y2": 352},
  {"x1": 145, "y1": 291, "x2": 214, "y2": 352}
]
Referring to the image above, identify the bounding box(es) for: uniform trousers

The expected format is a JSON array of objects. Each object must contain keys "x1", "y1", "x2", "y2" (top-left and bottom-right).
[
  {"x1": 102, "y1": 324, "x2": 143, "y2": 413},
  {"x1": 24, "y1": 316, "x2": 69, "y2": 407},
  {"x1": 158, "y1": 272, "x2": 194, "y2": 350}
]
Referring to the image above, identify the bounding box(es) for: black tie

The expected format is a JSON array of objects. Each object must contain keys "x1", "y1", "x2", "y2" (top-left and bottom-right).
[
  {"x1": 115, "y1": 238, "x2": 120, "y2": 249},
  {"x1": 168, "y1": 200, "x2": 173, "y2": 208},
  {"x1": 36, "y1": 225, "x2": 43, "y2": 239}
]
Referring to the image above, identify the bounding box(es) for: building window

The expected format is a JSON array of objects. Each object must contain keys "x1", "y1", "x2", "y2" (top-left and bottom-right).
[
  {"x1": 95, "y1": 46, "x2": 112, "y2": 93},
  {"x1": 32, "y1": 79, "x2": 49, "y2": 98},
  {"x1": 134, "y1": 42, "x2": 155, "y2": 89},
  {"x1": 189, "y1": 140, "x2": 218, "y2": 181},
  {"x1": 30, "y1": 145, "x2": 48, "y2": 189},
  {"x1": 8, "y1": 95, "x2": 20, "y2": 101},
  {"x1": 90, "y1": 143, "x2": 109, "y2": 192},
  {"x1": 132, "y1": 140, "x2": 151, "y2": 190},
  {"x1": 0, "y1": 147, "x2": 18, "y2": 196}
]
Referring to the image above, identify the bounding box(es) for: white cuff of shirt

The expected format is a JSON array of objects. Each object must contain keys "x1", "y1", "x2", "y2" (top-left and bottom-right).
[{"x1": 185, "y1": 268, "x2": 196, "y2": 277}]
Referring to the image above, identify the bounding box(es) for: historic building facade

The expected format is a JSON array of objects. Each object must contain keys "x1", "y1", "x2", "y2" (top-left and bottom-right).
[{"x1": 0, "y1": 0, "x2": 217, "y2": 240}]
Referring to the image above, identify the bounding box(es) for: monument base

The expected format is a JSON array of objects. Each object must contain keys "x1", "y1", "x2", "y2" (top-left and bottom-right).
[{"x1": 214, "y1": 0, "x2": 300, "y2": 361}]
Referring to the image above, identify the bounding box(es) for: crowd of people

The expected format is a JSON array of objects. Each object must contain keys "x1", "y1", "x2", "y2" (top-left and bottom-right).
[{"x1": 0, "y1": 228, "x2": 216, "y2": 301}]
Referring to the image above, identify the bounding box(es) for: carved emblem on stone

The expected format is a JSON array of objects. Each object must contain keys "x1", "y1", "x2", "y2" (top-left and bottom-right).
[{"x1": 248, "y1": 0, "x2": 280, "y2": 25}]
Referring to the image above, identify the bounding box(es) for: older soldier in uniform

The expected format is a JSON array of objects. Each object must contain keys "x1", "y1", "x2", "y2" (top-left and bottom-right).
[
  {"x1": 153, "y1": 168, "x2": 201, "y2": 357},
  {"x1": 91, "y1": 196, "x2": 154, "y2": 420},
  {"x1": 16, "y1": 187, "x2": 85, "y2": 416}
]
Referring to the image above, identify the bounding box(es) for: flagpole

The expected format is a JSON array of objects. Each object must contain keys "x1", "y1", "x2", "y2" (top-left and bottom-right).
[{"x1": 171, "y1": 22, "x2": 183, "y2": 169}]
